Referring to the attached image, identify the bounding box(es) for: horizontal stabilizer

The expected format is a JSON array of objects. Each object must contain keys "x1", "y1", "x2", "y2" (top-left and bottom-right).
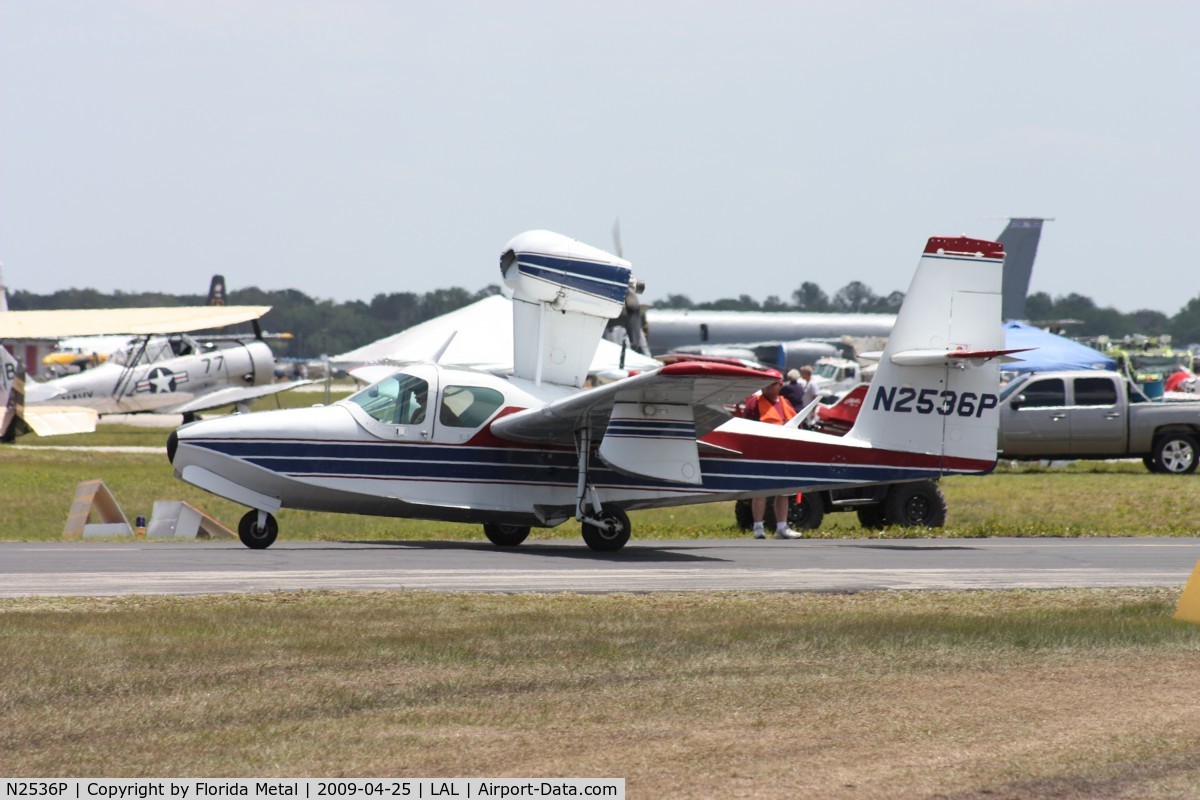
[
  {"x1": 23, "y1": 406, "x2": 99, "y2": 436},
  {"x1": 889, "y1": 346, "x2": 1035, "y2": 367}
]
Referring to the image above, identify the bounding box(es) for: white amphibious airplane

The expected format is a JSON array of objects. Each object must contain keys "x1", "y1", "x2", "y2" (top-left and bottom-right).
[
  {"x1": 169, "y1": 230, "x2": 1012, "y2": 551},
  {"x1": 0, "y1": 305, "x2": 310, "y2": 437}
]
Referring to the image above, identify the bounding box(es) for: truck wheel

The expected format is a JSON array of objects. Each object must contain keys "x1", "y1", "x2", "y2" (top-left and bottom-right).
[
  {"x1": 787, "y1": 495, "x2": 825, "y2": 530},
  {"x1": 734, "y1": 500, "x2": 755, "y2": 531},
  {"x1": 856, "y1": 505, "x2": 888, "y2": 530},
  {"x1": 1151, "y1": 434, "x2": 1199, "y2": 474},
  {"x1": 883, "y1": 482, "x2": 947, "y2": 528},
  {"x1": 734, "y1": 498, "x2": 782, "y2": 530}
]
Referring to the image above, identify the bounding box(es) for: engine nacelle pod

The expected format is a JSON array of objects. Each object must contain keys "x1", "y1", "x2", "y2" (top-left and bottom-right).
[
  {"x1": 500, "y1": 230, "x2": 633, "y2": 318},
  {"x1": 500, "y1": 230, "x2": 640, "y2": 387}
]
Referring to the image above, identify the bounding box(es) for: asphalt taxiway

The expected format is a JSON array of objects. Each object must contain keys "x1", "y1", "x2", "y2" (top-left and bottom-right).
[{"x1": 2, "y1": 537, "x2": 1197, "y2": 597}]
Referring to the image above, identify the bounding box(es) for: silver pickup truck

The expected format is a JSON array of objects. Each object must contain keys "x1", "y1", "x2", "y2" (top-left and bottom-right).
[{"x1": 998, "y1": 370, "x2": 1200, "y2": 473}]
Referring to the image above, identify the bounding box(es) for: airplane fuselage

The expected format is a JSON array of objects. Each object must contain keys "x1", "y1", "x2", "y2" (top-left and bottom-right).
[
  {"x1": 646, "y1": 309, "x2": 896, "y2": 355},
  {"x1": 169, "y1": 363, "x2": 992, "y2": 529},
  {"x1": 27, "y1": 340, "x2": 276, "y2": 415}
]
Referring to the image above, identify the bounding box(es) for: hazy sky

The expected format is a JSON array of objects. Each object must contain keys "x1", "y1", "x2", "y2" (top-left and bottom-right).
[{"x1": 1, "y1": 1, "x2": 1196, "y2": 314}]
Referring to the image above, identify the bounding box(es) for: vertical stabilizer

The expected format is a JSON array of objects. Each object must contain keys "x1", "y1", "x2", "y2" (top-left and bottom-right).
[
  {"x1": 1, "y1": 345, "x2": 25, "y2": 440},
  {"x1": 207, "y1": 275, "x2": 227, "y2": 306},
  {"x1": 847, "y1": 236, "x2": 1006, "y2": 468},
  {"x1": 501, "y1": 231, "x2": 635, "y2": 387},
  {"x1": 997, "y1": 218, "x2": 1050, "y2": 320}
]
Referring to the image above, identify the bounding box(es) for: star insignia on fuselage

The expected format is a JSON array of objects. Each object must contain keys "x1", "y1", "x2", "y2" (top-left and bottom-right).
[{"x1": 136, "y1": 366, "x2": 189, "y2": 394}]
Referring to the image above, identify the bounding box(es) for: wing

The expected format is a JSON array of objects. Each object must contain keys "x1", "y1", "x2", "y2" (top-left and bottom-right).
[
  {"x1": 490, "y1": 361, "x2": 774, "y2": 485},
  {"x1": 0, "y1": 306, "x2": 272, "y2": 339},
  {"x1": 161, "y1": 379, "x2": 313, "y2": 415}
]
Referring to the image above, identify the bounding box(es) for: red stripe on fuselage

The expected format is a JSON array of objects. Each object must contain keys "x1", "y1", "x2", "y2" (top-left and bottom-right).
[{"x1": 701, "y1": 428, "x2": 993, "y2": 472}]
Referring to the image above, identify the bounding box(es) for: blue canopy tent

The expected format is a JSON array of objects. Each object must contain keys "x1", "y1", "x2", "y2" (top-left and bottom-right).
[{"x1": 1003, "y1": 321, "x2": 1115, "y2": 374}]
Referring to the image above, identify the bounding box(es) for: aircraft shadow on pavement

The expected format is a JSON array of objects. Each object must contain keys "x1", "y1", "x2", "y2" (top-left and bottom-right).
[
  {"x1": 854, "y1": 543, "x2": 979, "y2": 552},
  {"x1": 338, "y1": 539, "x2": 726, "y2": 563}
]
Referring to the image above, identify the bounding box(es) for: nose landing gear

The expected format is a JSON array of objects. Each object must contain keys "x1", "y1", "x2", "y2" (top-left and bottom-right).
[{"x1": 238, "y1": 510, "x2": 278, "y2": 549}]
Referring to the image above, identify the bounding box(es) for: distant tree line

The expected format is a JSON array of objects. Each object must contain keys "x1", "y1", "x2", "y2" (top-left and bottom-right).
[
  {"x1": 10, "y1": 280, "x2": 1200, "y2": 357},
  {"x1": 6, "y1": 285, "x2": 502, "y2": 359},
  {"x1": 652, "y1": 280, "x2": 906, "y2": 314}
]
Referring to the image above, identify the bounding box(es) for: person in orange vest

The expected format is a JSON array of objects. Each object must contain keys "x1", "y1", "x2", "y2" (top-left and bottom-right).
[{"x1": 742, "y1": 370, "x2": 803, "y2": 540}]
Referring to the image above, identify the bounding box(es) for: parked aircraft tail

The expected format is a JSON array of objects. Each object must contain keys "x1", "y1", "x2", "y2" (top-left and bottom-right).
[
  {"x1": 501, "y1": 230, "x2": 638, "y2": 388},
  {"x1": 846, "y1": 236, "x2": 1008, "y2": 467},
  {"x1": 997, "y1": 217, "x2": 1051, "y2": 320},
  {"x1": 0, "y1": 346, "x2": 26, "y2": 440},
  {"x1": 1, "y1": 345, "x2": 98, "y2": 439},
  {"x1": 207, "y1": 274, "x2": 227, "y2": 306}
]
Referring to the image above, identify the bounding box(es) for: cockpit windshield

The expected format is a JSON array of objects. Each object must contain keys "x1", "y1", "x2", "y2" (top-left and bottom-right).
[
  {"x1": 110, "y1": 336, "x2": 175, "y2": 366},
  {"x1": 347, "y1": 372, "x2": 430, "y2": 426}
]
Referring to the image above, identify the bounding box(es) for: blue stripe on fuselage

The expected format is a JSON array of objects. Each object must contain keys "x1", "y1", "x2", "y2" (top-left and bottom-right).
[{"x1": 183, "y1": 437, "x2": 953, "y2": 493}]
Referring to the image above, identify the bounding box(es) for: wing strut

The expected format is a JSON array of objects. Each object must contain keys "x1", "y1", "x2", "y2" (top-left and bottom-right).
[{"x1": 113, "y1": 336, "x2": 151, "y2": 401}]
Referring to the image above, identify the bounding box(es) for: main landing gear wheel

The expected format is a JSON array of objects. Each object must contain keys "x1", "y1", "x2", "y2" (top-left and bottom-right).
[
  {"x1": 483, "y1": 523, "x2": 531, "y2": 547},
  {"x1": 581, "y1": 505, "x2": 631, "y2": 552},
  {"x1": 238, "y1": 510, "x2": 278, "y2": 549}
]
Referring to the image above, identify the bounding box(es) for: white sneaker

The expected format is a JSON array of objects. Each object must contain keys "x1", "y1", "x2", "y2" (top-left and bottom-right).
[
  {"x1": 752, "y1": 527, "x2": 767, "y2": 539},
  {"x1": 774, "y1": 527, "x2": 803, "y2": 540}
]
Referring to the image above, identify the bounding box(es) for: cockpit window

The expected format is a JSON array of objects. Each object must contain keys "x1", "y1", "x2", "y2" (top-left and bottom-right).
[
  {"x1": 348, "y1": 373, "x2": 429, "y2": 426},
  {"x1": 440, "y1": 385, "x2": 504, "y2": 428},
  {"x1": 111, "y1": 337, "x2": 174, "y2": 366},
  {"x1": 814, "y1": 362, "x2": 840, "y2": 379}
]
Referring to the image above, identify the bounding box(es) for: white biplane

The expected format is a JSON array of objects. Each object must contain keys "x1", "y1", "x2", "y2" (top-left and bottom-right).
[
  {"x1": 0, "y1": 305, "x2": 310, "y2": 438},
  {"x1": 169, "y1": 230, "x2": 1013, "y2": 551}
]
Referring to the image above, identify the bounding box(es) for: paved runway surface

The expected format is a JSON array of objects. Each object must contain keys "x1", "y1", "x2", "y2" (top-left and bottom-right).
[{"x1": 3, "y1": 537, "x2": 1198, "y2": 597}]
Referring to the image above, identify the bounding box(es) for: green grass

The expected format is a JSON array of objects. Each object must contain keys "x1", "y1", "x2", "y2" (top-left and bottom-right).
[{"x1": 2, "y1": 589, "x2": 1199, "y2": 797}]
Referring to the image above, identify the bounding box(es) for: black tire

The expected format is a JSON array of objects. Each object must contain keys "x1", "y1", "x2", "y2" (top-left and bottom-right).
[
  {"x1": 581, "y1": 505, "x2": 631, "y2": 552},
  {"x1": 1150, "y1": 434, "x2": 1199, "y2": 474},
  {"x1": 1143, "y1": 455, "x2": 1158, "y2": 472},
  {"x1": 238, "y1": 510, "x2": 278, "y2": 549},
  {"x1": 883, "y1": 482, "x2": 947, "y2": 528},
  {"x1": 787, "y1": 494, "x2": 825, "y2": 530},
  {"x1": 483, "y1": 523, "x2": 530, "y2": 547},
  {"x1": 856, "y1": 504, "x2": 888, "y2": 530},
  {"x1": 737, "y1": 496, "x2": 816, "y2": 530},
  {"x1": 734, "y1": 500, "x2": 757, "y2": 531}
]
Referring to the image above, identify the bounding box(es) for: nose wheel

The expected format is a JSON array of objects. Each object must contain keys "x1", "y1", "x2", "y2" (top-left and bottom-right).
[{"x1": 238, "y1": 510, "x2": 279, "y2": 549}]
